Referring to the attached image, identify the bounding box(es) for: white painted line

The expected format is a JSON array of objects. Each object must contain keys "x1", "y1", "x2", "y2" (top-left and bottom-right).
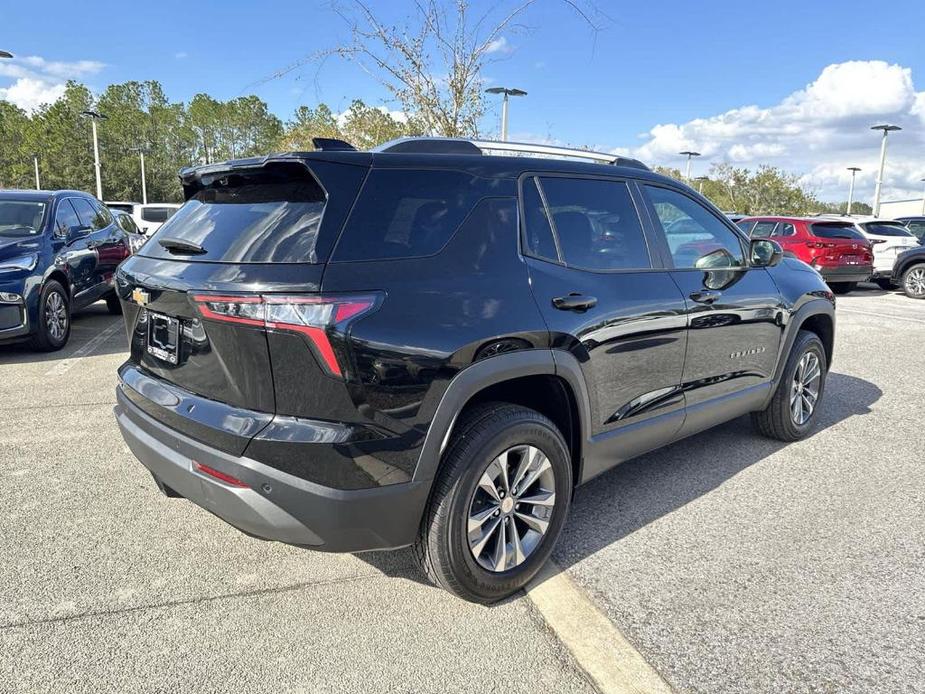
[
  {"x1": 526, "y1": 560, "x2": 673, "y2": 694},
  {"x1": 45, "y1": 320, "x2": 124, "y2": 377},
  {"x1": 838, "y1": 308, "x2": 925, "y2": 325}
]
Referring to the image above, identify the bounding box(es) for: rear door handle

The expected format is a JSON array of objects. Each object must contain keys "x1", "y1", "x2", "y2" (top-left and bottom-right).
[
  {"x1": 689, "y1": 290, "x2": 721, "y2": 304},
  {"x1": 552, "y1": 294, "x2": 597, "y2": 311}
]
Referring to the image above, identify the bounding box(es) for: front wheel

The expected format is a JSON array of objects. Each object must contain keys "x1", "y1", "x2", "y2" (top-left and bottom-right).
[
  {"x1": 414, "y1": 402, "x2": 572, "y2": 603},
  {"x1": 901, "y1": 263, "x2": 925, "y2": 299},
  {"x1": 29, "y1": 280, "x2": 70, "y2": 351},
  {"x1": 752, "y1": 330, "x2": 827, "y2": 441},
  {"x1": 829, "y1": 282, "x2": 857, "y2": 295}
]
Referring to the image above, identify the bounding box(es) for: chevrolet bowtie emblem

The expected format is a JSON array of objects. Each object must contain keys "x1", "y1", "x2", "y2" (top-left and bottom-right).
[{"x1": 132, "y1": 288, "x2": 150, "y2": 306}]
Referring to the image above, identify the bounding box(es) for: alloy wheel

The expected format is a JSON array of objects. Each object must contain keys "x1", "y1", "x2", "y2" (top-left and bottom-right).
[
  {"x1": 467, "y1": 444, "x2": 556, "y2": 573},
  {"x1": 45, "y1": 291, "x2": 67, "y2": 341},
  {"x1": 904, "y1": 267, "x2": 925, "y2": 297},
  {"x1": 790, "y1": 351, "x2": 821, "y2": 425}
]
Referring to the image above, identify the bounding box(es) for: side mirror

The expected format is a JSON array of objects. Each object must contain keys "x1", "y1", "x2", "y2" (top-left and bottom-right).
[{"x1": 749, "y1": 238, "x2": 783, "y2": 267}]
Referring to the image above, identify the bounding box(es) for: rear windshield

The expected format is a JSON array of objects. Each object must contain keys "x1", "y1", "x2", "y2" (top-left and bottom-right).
[
  {"x1": 141, "y1": 206, "x2": 177, "y2": 223},
  {"x1": 860, "y1": 222, "x2": 915, "y2": 238},
  {"x1": 0, "y1": 200, "x2": 47, "y2": 237},
  {"x1": 141, "y1": 164, "x2": 327, "y2": 263},
  {"x1": 810, "y1": 222, "x2": 865, "y2": 240},
  {"x1": 332, "y1": 169, "x2": 499, "y2": 262}
]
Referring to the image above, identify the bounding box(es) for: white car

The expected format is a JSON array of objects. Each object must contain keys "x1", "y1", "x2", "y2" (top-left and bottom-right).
[
  {"x1": 106, "y1": 201, "x2": 181, "y2": 236},
  {"x1": 815, "y1": 216, "x2": 919, "y2": 288}
]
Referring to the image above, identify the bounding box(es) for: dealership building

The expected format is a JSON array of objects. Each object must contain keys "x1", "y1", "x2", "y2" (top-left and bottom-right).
[{"x1": 879, "y1": 198, "x2": 925, "y2": 218}]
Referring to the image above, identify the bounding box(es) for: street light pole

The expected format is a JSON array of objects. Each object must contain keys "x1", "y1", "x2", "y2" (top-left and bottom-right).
[
  {"x1": 920, "y1": 178, "x2": 925, "y2": 216},
  {"x1": 694, "y1": 175, "x2": 708, "y2": 194},
  {"x1": 871, "y1": 124, "x2": 901, "y2": 218},
  {"x1": 81, "y1": 110, "x2": 107, "y2": 200},
  {"x1": 484, "y1": 87, "x2": 527, "y2": 140},
  {"x1": 846, "y1": 167, "x2": 861, "y2": 215},
  {"x1": 679, "y1": 151, "x2": 701, "y2": 181},
  {"x1": 132, "y1": 147, "x2": 148, "y2": 204},
  {"x1": 32, "y1": 154, "x2": 40, "y2": 190}
]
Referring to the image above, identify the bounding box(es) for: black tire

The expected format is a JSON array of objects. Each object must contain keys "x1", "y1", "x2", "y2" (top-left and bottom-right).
[
  {"x1": 414, "y1": 402, "x2": 572, "y2": 603},
  {"x1": 752, "y1": 330, "x2": 827, "y2": 442},
  {"x1": 29, "y1": 280, "x2": 70, "y2": 352},
  {"x1": 105, "y1": 291, "x2": 122, "y2": 314},
  {"x1": 829, "y1": 282, "x2": 857, "y2": 295},
  {"x1": 901, "y1": 263, "x2": 925, "y2": 299},
  {"x1": 873, "y1": 277, "x2": 894, "y2": 290}
]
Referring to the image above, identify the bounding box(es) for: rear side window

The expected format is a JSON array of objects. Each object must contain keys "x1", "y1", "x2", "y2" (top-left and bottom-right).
[
  {"x1": 334, "y1": 169, "x2": 495, "y2": 262},
  {"x1": 810, "y1": 223, "x2": 865, "y2": 240},
  {"x1": 142, "y1": 164, "x2": 327, "y2": 263},
  {"x1": 141, "y1": 206, "x2": 177, "y2": 223},
  {"x1": 775, "y1": 222, "x2": 796, "y2": 237},
  {"x1": 751, "y1": 221, "x2": 777, "y2": 238},
  {"x1": 521, "y1": 177, "x2": 558, "y2": 261},
  {"x1": 535, "y1": 177, "x2": 651, "y2": 271}
]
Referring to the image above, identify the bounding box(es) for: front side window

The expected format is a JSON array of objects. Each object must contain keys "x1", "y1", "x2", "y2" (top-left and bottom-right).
[
  {"x1": 0, "y1": 200, "x2": 47, "y2": 237},
  {"x1": 644, "y1": 185, "x2": 745, "y2": 269},
  {"x1": 750, "y1": 221, "x2": 777, "y2": 238},
  {"x1": 535, "y1": 177, "x2": 651, "y2": 271},
  {"x1": 54, "y1": 200, "x2": 82, "y2": 237},
  {"x1": 70, "y1": 198, "x2": 104, "y2": 231},
  {"x1": 904, "y1": 220, "x2": 925, "y2": 240}
]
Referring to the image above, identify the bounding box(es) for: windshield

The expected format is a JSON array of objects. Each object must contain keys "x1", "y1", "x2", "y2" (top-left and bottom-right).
[
  {"x1": 861, "y1": 222, "x2": 915, "y2": 238},
  {"x1": 0, "y1": 200, "x2": 47, "y2": 237},
  {"x1": 810, "y1": 222, "x2": 865, "y2": 240}
]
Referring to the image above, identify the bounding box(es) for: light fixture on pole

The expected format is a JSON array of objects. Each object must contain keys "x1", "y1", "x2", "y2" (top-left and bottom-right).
[
  {"x1": 81, "y1": 110, "x2": 107, "y2": 200},
  {"x1": 485, "y1": 87, "x2": 527, "y2": 141},
  {"x1": 870, "y1": 124, "x2": 901, "y2": 217},
  {"x1": 679, "y1": 150, "x2": 701, "y2": 181},
  {"x1": 32, "y1": 153, "x2": 40, "y2": 190},
  {"x1": 0, "y1": 50, "x2": 13, "y2": 59},
  {"x1": 694, "y1": 175, "x2": 709, "y2": 195},
  {"x1": 131, "y1": 145, "x2": 149, "y2": 205},
  {"x1": 846, "y1": 167, "x2": 861, "y2": 215}
]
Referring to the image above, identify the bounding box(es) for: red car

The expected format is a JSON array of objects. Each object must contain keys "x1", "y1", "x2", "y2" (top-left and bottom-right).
[{"x1": 737, "y1": 216, "x2": 874, "y2": 294}]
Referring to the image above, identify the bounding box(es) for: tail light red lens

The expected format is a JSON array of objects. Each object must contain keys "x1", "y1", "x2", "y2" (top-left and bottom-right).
[{"x1": 191, "y1": 293, "x2": 380, "y2": 377}]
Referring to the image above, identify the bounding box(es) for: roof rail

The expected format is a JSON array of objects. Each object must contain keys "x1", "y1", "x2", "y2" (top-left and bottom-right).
[{"x1": 374, "y1": 137, "x2": 649, "y2": 170}]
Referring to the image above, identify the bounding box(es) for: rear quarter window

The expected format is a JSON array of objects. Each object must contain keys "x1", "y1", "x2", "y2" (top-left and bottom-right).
[{"x1": 332, "y1": 169, "x2": 501, "y2": 262}]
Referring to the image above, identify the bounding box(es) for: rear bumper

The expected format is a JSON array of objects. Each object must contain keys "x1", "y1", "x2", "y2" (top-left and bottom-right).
[
  {"x1": 819, "y1": 265, "x2": 872, "y2": 284},
  {"x1": 115, "y1": 386, "x2": 429, "y2": 552}
]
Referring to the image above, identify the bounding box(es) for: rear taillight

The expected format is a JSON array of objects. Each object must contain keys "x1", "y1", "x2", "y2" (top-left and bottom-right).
[{"x1": 191, "y1": 293, "x2": 380, "y2": 377}]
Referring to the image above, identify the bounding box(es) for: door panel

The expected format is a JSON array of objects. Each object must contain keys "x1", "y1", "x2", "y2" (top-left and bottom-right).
[
  {"x1": 52, "y1": 199, "x2": 96, "y2": 302},
  {"x1": 69, "y1": 197, "x2": 108, "y2": 305}
]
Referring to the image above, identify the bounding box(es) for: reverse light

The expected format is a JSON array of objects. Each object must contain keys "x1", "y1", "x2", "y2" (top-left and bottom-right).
[{"x1": 191, "y1": 293, "x2": 380, "y2": 376}]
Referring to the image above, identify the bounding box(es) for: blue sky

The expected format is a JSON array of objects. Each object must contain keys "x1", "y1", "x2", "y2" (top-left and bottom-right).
[{"x1": 3, "y1": 0, "x2": 925, "y2": 200}]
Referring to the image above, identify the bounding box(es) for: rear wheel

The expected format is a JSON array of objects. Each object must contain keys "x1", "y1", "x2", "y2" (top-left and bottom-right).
[
  {"x1": 829, "y1": 282, "x2": 857, "y2": 294},
  {"x1": 901, "y1": 264, "x2": 925, "y2": 299},
  {"x1": 873, "y1": 277, "x2": 894, "y2": 290},
  {"x1": 414, "y1": 402, "x2": 572, "y2": 603},
  {"x1": 752, "y1": 330, "x2": 827, "y2": 441},
  {"x1": 29, "y1": 280, "x2": 70, "y2": 351}
]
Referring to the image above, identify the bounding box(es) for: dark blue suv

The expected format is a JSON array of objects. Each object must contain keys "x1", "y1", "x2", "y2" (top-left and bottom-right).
[{"x1": 0, "y1": 190, "x2": 130, "y2": 351}]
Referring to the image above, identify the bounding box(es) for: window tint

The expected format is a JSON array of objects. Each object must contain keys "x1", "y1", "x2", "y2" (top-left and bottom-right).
[
  {"x1": 521, "y1": 177, "x2": 558, "y2": 261},
  {"x1": 69, "y1": 198, "x2": 100, "y2": 230},
  {"x1": 115, "y1": 213, "x2": 139, "y2": 234},
  {"x1": 141, "y1": 206, "x2": 177, "y2": 223},
  {"x1": 809, "y1": 223, "x2": 865, "y2": 240},
  {"x1": 774, "y1": 222, "x2": 796, "y2": 237},
  {"x1": 736, "y1": 220, "x2": 754, "y2": 235},
  {"x1": 334, "y1": 169, "x2": 495, "y2": 262},
  {"x1": 54, "y1": 200, "x2": 81, "y2": 237},
  {"x1": 751, "y1": 221, "x2": 777, "y2": 238},
  {"x1": 644, "y1": 185, "x2": 745, "y2": 269},
  {"x1": 89, "y1": 200, "x2": 112, "y2": 230},
  {"x1": 904, "y1": 221, "x2": 925, "y2": 239},
  {"x1": 142, "y1": 165, "x2": 327, "y2": 263},
  {"x1": 861, "y1": 222, "x2": 915, "y2": 238},
  {"x1": 537, "y1": 177, "x2": 650, "y2": 271}
]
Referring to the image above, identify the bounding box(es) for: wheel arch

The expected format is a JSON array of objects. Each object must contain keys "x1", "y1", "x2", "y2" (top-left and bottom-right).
[{"x1": 769, "y1": 298, "x2": 836, "y2": 396}]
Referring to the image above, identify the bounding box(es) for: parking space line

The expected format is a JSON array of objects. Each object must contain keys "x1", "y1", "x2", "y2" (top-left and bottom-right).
[
  {"x1": 526, "y1": 560, "x2": 673, "y2": 694},
  {"x1": 837, "y1": 308, "x2": 925, "y2": 325},
  {"x1": 44, "y1": 320, "x2": 124, "y2": 377}
]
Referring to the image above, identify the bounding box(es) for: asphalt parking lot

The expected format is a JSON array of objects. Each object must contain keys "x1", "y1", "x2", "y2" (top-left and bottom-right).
[{"x1": 2, "y1": 288, "x2": 923, "y2": 693}]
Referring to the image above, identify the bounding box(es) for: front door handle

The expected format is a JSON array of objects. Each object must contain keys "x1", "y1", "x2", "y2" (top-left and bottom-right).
[
  {"x1": 689, "y1": 290, "x2": 721, "y2": 304},
  {"x1": 552, "y1": 294, "x2": 597, "y2": 311}
]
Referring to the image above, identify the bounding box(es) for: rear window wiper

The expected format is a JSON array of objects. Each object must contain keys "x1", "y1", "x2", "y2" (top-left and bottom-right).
[{"x1": 158, "y1": 237, "x2": 206, "y2": 255}]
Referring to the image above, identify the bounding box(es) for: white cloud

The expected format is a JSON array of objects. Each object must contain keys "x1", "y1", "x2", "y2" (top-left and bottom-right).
[
  {"x1": 175, "y1": 52, "x2": 189, "y2": 60},
  {"x1": 485, "y1": 36, "x2": 512, "y2": 54},
  {"x1": 623, "y1": 61, "x2": 925, "y2": 202},
  {"x1": 0, "y1": 54, "x2": 105, "y2": 111}
]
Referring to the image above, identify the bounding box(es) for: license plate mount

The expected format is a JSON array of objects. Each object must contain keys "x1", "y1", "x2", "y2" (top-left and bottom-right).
[{"x1": 147, "y1": 312, "x2": 180, "y2": 365}]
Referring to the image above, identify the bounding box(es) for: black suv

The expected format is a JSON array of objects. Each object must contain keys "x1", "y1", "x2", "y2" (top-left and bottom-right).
[{"x1": 113, "y1": 138, "x2": 835, "y2": 602}]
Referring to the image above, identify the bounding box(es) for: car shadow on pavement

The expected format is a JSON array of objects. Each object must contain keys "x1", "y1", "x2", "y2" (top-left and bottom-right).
[
  {"x1": 355, "y1": 372, "x2": 882, "y2": 595},
  {"x1": 0, "y1": 304, "x2": 127, "y2": 365}
]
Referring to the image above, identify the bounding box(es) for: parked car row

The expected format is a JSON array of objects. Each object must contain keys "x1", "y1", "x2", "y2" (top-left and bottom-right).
[{"x1": 735, "y1": 214, "x2": 923, "y2": 298}]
